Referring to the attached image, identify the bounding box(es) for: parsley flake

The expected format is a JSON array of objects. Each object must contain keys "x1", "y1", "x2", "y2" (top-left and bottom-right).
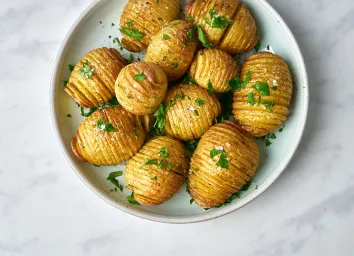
[
  {"x1": 254, "y1": 39, "x2": 262, "y2": 52},
  {"x1": 195, "y1": 98, "x2": 204, "y2": 106},
  {"x1": 78, "y1": 60, "x2": 94, "y2": 79},
  {"x1": 208, "y1": 80, "x2": 214, "y2": 94},
  {"x1": 253, "y1": 82, "x2": 270, "y2": 96},
  {"x1": 197, "y1": 24, "x2": 212, "y2": 49},
  {"x1": 120, "y1": 27, "x2": 145, "y2": 41},
  {"x1": 247, "y1": 92, "x2": 256, "y2": 106},
  {"x1": 133, "y1": 70, "x2": 146, "y2": 81},
  {"x1": 162, "y1": 34, "x2": 170, "y2": 40}
]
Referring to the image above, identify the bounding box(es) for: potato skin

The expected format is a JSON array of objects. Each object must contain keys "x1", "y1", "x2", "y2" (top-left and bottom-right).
[
  {"x1": 189, "y1": 49, "x2": 238, "y2": 93},
  {"x1": 145, "y1": 20, "x2": 197, "y2": 82},
  {"x1": 120, "y1": 0, "x2": 181, "y2": 52},
  {"x1": 65, "y1": 48, "x2": 126, "y2": 108},
  {"x1": 218, "y1": 4, "x2": 259, "y2": 54},
  {"x1": 125, "y1": 136, "x2": 187, "y2": 206},
  {"x1": 164, "y1": 84, "x2": 221, "y2": 141},
  {"x1": 184, "y1": 0, "x2": 238, "y2": 46},
  {"x1": 233, "y1": 52, "x2": 293, "y2": 137},
  {"x1": 115, "y1": 62, "x2": 168, "y2": 115},
  {"x1": 188, "y1": 121, "x2": 259, "y2": 208},
  {"x1": 71, "y1": 106, "x2": 148, "y2": 166}
]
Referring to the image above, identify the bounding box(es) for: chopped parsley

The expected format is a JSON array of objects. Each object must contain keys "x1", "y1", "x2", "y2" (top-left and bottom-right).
[
  {"x1": 69, "y1": 64, "x2": 75, "y2": 72},
  {"x1": 241, "y1": 179, "x2": 252, "y2": 191},
  {"x1": 133, "y1": 70, "x2": 146, "y2": 81},
  {"x1": 210, "y1": 148, "x2": 229, "y2": 168},
  {"x1": 178, "y1": 164, "x2": 183, "y2": 171},
  {"x1": 197, "y1": 24, "x2": 212, "y2": 49},
  {"x1": 254, "y1": 39, "x2": 262, "y2": 52},
  {"x1": 270, "y1": 133, "x2": 277, "y2": 139},
  {"x1": 151, "y1": 176, "x2": 157, "y2": 180},
  {"x1": 159, "y1": 147, "x2": 169, "y2": 157},
  {"x1": 162, "y1": 34, "x2": 170, "y2": 40},
  {"x1": 187, "y1": 27, "x2": 196, "y2": 40},
  {"x1": 107, "y1": 171, "x2": 124, "y2": 191},
  {"x1": 195, "y1": 98, "x2": 204, "y2": 106},
  {"x1": 63, "y1": 80, "x2": 68, "y2": 87},
  {"x1": 263, "y1": 101, "x2": 274, "y2": 111},
  {"x1": 208, "y1": 80, "x2": 214, "y2": 94},
  {"x1": 247, "y1": 92, "x2": 256, "y2": 106},
  {"x1": 194, "y1": 110, "x2": 199, "y2": 116},
  {"x1": 272, "y1": 86, "x2": 277, "y2": 91},
  {"x1": 127, "y1": 19, "x2": 134, "y2": 27},
  {"x1": 217, "y1": 91, "x2": 233, "y2": 122},
  {"x1": 113, "y1": 37, "x2": 124, "y2": 51},
  {"x1": 183, "y1": 75, "x2": 197, "y2": 85},
  {"x1": 123, "y1": 53, "x2": 135, "y2": 64},
  {"x1": 157, "y1": 17, "x2": 163, "y2": 21},
  {"x1": 120, "y1": 27, "x2": 145, "y2": 41},
  {"x1": 144, "y1": 158, "x2": 158, "y2": 165},
  {"x1": 127, "y1": 192, "x2": 140, "y2": 205},
  {"x1": 96, "y1": 118, "x2": 117, "y2": 132},
  {"x1": 253, "y1": 82, "x2": 270, "y2": 96},
  {"x1": 80, "y1": 106, "x2": 98, "y2": 117},
  {"x1": 243, "y1": 71, "x2": 251, "y2": 88},
  {"x1": 188, "y1": 16, "x2": 195, "y2": 22},
  {"x1": 67, "y1": 114, "x2": 72, "y2": 118},
  {"x1": 227, "y1": 77, "x2": 243, "y2": 90},
  {"x1": 190, "y1": 198, "x2": 195, "y2": 204},
  {"x1": 267, "y1": 45, "x2": 270, "y2": 50},
  {"x1": 162, "y1": 56, "x2": 167, "y2": 61},
  {"x1": 172, "y1": 62, "x2": 178, "y2": 68},
  {"x1": 78, "y1": 60, "x2": 94, "y2": 79},
  {"x1": 205, "y1": 9, "x2": 232, "y2": 30},
  {"x1": 279, "y1": 125, "x2": 285, "y2": 132}
]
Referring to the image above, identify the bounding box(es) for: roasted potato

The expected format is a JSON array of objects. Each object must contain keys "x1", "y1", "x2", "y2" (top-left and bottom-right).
[
  {"x1": 71, "y1": 106, "x2": 150, "y2": 166},
  {"x1": 120, "y1": 0, "x2": 181, "y2": 52},
  {"x1": 188, "y1": 121, "x2": 259, "y2": 208},
  {"x1": 164, "y1": 84, "x2": 221, "y2": 141},
  {"x1": 184, "y1": 0, "x2": 238, "y2": 47},
  {"x1": 125, "y1": 136, "x2": 187, "y2": 206},
  {"x1": 115, "y1": 62, "x2": 168, "y2": 115},
  {"x1": 145, "y1": 20, "x2": 198, "y2": 82},
  {"x1": 65, "y1": 48, "x2": 126, "y2": 108},
  {"x1": 189, "y1": 48, "x2": 238, "y2": 93},
  {"x1": 233, "y1": 52, "x2": 293, "y2": 137},
  {"x1": 219, "y1": 3, "x2": 259, "y2": 54}
]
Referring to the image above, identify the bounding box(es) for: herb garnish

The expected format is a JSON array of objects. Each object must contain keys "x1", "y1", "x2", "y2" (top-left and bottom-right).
[
  {"x1": 133, "y1": 70, "x2": 146, "y2": 81},
  {"x1": 188, "y1": 16, "x2": 195, "y2": 22},
  {"x1": 187, "y1": 27, "x2": 196, "y2": 40},
  {"x1": 107, "y1": 171, "x2": 124, "y2": 191},
  {"x1": 80, "y1": 107, "x2": 97, "y2": 117},
  {"x1": 190, "y1": 198, "x2": 195, "y2": 204},
  {"x1": 194, "y1": 110, "x2": 199, "y2": 116},
  {"x1": 69, "y1": 64, "x2": 75, "y2": 72},
  {"x1": 183, "y1": 75, "x2": 197, "y2": 85},
  {"x1": 159, "y1": 147, "x2": 169, "y2": 157},
  {"x1": 163, "y1": 34, "x2": 170, "y2": 40},
  {"x1": 172, "y1": 62, "x2": 178, "y2": 68},
  {"x1": 151, "y1": 176, "x2": 157, "y2": 180},
  {"x1": 78, "y1": 60, "x2": 94, "y2": 79},
  {"x1": 144, "y1": 158, "x2": 158, "y2": 165},
  {"x1": 205, "y1": 9, "x2": 232, "y2": 30},
  {"x1": 113, "y1": 37, "x2": 124, "y2": 51},
  {"x1": 96, "y1": 118, "x2": 117, "y2": 132},
  {"x1": 208, "y1": 80, "x2": 214, "y2": 94},
  {"x1": 195, "y1": 98, "x2": 204, "y2": 106},
  {"x1": 243, "y1": 71, "x2": 251, "y2": 88},
  {"x1": 162, "y1": 56, "x2": 167, "y2": 61},
  {"x1": 210, "y1": 148, "x2": 229, "y2": 168},
  {"x1": 263, "y1": 101, "x2": 274, "y2": 111},
  {"x1": 197, "y1": 24, "x2": 212, "y2": 49},
  {"x1": 120, "y1": 27, "x2": 145, "y2": 41},
  {"x1": 279, "y1": 125, "x2": 285, "y2": 132},
  {"x1": 127, "y1": 192, "x2": 140, "y2": 205},
  {"x1": 254, "y1": 39, "x2": 262, "y2": 52},
  {"x1": 217, "y1": 91, "x2": 233, "y2": 122},
  {"x1": 247, "y1": 92, "x2": 256, "y2": 106},
  {"x1": 227, "y1": 77, "x2": 243, "y2": 90},
  {"x1": 253, "y1": 82, "x2": 270, "y2": 96},
  {"x1": 67, "y1": 114, "x2": 72, "y2": 118}
]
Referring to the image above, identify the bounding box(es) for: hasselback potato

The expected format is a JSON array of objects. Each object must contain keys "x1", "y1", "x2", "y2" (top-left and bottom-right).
[
  {"x1": 65, "y1": 48, "x2": 126, "y2": 108},
  {"x1": 218, "y1": 3, "x2": 259, "y2": 54},
  {"x1": 125, "y1": 136, "x2": 187, "y2": 206},
  {"x1": 189, "y1": 49, "x2": 238, "y2": 93},
  {"x1": 233, "y1": 52, "x2": 293, "y2": 137},
  {"x1": 115, "y1": 62, "x2": 168, "y2": 115},
  {"x1": 120, "y1": 0, "x2": 181, "y2": 52},
  {"x1": 184, "y1": 0, "x2": 238, "y2": 47},
  {"x1": 145, "y1": 20, "x2": 198, "y2": 82},
  {"x1": 188, "y1": 121, "x2": 259, "y2": 208},
  {"x1": 71, "y1": 106, "x2": 149, "y2": 166},
  {"x1": 164, "y1": 84, "x2": 221, "y2": 141}
]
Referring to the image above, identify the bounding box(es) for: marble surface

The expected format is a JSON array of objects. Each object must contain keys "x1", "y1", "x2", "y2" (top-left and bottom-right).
[{"x1": 0, "y1": 0, "x2": 353, "y2": 255}]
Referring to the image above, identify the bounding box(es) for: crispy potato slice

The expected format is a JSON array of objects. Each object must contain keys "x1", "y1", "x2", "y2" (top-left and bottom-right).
[
  {"x1": 71, "y1": 106, "x2": 148, "y2": 166},
  {"x1": 189, "y1": 48, "x2": 238, "y2": 93},
  {"x1": 115, "y1": 62, "x2": 168, "y2": 115},
  {"x1": 125, "y1": 136, "x2": 187, "y2": 206},
  {"x1": 233, "y1": 52, "x2": 293, "y2": 136},
  {"x1": 65, "y1": 48, "x2": 126, "y2": 108},
  {"x1": 188, "y1": 121, "x2": 259, "y2": 208},
  {"x1": 164, "y1": 84, "x2": 221, "y2": 141}
]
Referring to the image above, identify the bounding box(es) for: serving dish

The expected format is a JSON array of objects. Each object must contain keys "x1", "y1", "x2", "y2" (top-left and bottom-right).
[{"x1": 50, "y1": 0, "x2": 308, "y2": 223}]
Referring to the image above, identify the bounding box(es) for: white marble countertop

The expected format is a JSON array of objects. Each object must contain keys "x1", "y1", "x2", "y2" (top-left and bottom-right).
[{"x1": 0, "y1": 0, "x2": 353, "y2": 255}]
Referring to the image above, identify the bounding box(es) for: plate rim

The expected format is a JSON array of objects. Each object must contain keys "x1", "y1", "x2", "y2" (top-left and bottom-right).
[{"x1": 49, "y1": 0, "x2": 309, "y2": 224}]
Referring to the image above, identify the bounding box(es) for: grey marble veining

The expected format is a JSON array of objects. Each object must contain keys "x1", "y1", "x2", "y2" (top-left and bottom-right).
[{"x1": 0, "y1": 0, "x2": 353, "y2": 255}]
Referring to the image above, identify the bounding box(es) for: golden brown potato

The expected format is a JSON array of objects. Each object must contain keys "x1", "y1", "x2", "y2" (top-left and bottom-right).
[
  {"x1": 189, "y1": 48, "x2": 238, "y2": 93},
  {"x1": 218, "y1": 3, "x2": 259, "y2": 54},
  {"x1": 125, "y1": 136, "x2": 187, "y2": 206},
  {"x1": 164, "y1": 84, "x2": 221, "y2": 141},
  {"x1": 145, "y1": 20, "x2": 197, "y2": 82},
  {"x1": 65, "y1": 48, "x2": 126, "y2": 108},
  {"x1": 184, "y1": 0, "x2": 238, "y2": 46},
  {"x1": 115, "y1": 62, "x2": 168, "y2": 115},
  {"x1": 188, "y1": 121, "x2": 259, "y2": 208},
  {"x1": 233, "y1": 52, "x2": 293, "y2": 137},
  {"x1": 120, "y1": 0, "x2": 181, "y2": 52},
  {"x1": 71, "y1": 106, "x2": 148, "y2": 166}
]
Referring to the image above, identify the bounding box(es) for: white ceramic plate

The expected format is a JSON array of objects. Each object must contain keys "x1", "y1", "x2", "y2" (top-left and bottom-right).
[{"x1": 50, "y1": 0, "x2": 308, "y2": 223}]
